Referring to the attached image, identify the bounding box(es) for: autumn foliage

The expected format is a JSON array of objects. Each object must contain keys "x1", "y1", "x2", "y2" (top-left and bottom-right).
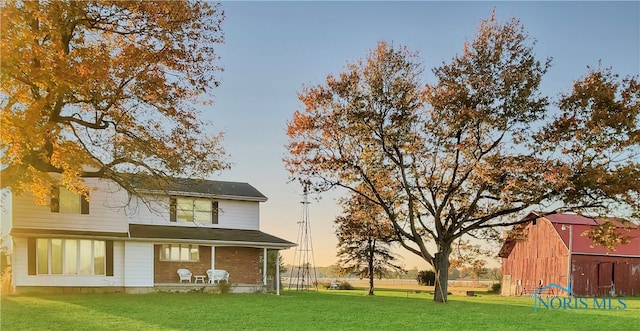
[
  {"x1": 1, "y1": 0, "x2": 228, "y2": 202},
  {"x1": 335, "y1": 191, "x2": 405, "y2": 295},
  {"x1": 285, "y1": 14, "x2": 639, "y2": 302}
]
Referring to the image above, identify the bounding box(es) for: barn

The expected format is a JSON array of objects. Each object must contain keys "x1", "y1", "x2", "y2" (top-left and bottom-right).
[{"x1": 499, "y1": 212, "x2": 640, "y2": 297}]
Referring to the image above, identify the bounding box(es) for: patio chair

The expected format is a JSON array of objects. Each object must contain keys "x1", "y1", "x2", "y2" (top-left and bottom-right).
[
  {"x1": 207, "y1": 269, "x2": 230, "y2": 284},
  {"x1": 177, "y1": 268, "x2": 192, "y2": 283}
]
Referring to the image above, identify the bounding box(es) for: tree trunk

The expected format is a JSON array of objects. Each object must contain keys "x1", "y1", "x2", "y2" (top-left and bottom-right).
[
  {"x1": 368, "y1": 237, "x2": 374, "y2": 296},
  {"x1": 433, "y1": 245, "x2": 452, "y2": 303}
]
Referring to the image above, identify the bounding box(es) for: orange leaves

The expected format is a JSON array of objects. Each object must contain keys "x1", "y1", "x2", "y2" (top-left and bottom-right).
[
  {"x1": 1, "y1": 0, "x2": 227, "y2": 201},
  {"x1": 287, "y1": 111, "x2": 313, "y2": 137}
]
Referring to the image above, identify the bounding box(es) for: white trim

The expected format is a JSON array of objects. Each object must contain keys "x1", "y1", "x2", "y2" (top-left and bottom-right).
[
  {"x1": 125, "y1": 237, "x2": 295, "y2": 249},
  {"x1": 263, "y1": 247, "x2": 267, "y2": 286},
  {"x1": 276, "y1": 252, "x2": 280, "y2": 296}
]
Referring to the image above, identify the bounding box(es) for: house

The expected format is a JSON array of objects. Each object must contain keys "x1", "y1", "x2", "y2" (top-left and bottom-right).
[
  {"x1": 499, "y1": 212, "x2": 640, "y2": 297},
  {"x1": 8, "y1": 175, "x2": 295, "y2": 294}
]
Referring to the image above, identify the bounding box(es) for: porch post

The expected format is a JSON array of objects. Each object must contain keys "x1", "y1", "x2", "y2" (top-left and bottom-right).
[
  {"x1": 276, "y1": 251, "x2": 280, "y2": 296},
  {"x1": 263, "y1": 247, "x2": 268, "y2": 286}
]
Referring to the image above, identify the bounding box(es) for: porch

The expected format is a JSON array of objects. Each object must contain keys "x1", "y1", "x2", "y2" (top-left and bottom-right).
[{"x1": 153, "y1": 282, "x2": 267, "y2": 294}]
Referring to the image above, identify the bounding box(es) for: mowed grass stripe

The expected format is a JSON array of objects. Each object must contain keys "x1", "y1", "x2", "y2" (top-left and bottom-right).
[{"x1": 2, "y1": 290, "x2": 639, "y2": 330}]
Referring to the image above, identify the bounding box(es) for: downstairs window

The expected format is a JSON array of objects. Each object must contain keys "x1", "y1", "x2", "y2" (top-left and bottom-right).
[
  {"x1": 159, "y1": 244, "x2": 199, "y2": 262},
  {"x1": 32, "y1": 238, "x2": 108, "y2": 275}
]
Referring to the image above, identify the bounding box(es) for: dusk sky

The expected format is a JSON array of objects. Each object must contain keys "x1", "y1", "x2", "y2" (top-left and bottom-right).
[
  {"x1": 201, "y1": 1, "x2": 638, "y2": 269},
  {"x1": 0, "y1": 2, "x2": 637, "y2": 270}
]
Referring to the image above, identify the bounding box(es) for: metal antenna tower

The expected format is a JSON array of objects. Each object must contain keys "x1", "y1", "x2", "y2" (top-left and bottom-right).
[{"x1": 287, "y1": 185, "x2": 318, "y2": 291}]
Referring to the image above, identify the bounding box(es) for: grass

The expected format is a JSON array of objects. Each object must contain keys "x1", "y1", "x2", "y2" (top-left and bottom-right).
[{"x1": 1, "y1": 289, "x2": 639, "y2": 330}]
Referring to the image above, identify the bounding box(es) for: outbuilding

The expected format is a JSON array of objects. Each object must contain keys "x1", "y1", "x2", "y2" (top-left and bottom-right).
[{"x1": 499, "y1": 212, "x2": 640, "y2": 296}]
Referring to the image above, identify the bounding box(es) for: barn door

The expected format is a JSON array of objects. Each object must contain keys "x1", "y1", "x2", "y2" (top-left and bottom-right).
[
  {"x1": 501, "y1": 275, "x2": 511, "y2": 296},
  {"x1": 597, "y1": 262, "x2": 614, "y2": 296}
]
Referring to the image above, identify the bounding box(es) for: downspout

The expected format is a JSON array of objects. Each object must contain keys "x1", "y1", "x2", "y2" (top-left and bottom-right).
[{"x1": 567, "y1": 224, "x2": 573, "y2": 294}]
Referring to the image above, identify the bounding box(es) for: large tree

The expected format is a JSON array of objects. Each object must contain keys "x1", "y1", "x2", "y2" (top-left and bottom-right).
[
  {"x1": 1, "y1": 0, "x2": 228, "y2": 204},
  {"x1": 335, "y1": 191, "x2": 405, "y2": 296},
  {"x1": 285, "y1": 15, "x2": 639, "y2": 303}
]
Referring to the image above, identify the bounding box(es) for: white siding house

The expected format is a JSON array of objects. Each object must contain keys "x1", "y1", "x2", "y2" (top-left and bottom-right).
[
  {"x1": 8, "y1": 176, "x2": 295, "y2": 294},
  {"x1": 123, "y1": 242, "x2": 154, "y2": 287}
]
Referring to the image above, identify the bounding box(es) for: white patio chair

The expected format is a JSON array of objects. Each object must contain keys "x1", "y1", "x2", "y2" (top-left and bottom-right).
[
  {"x1": 177, "y1": 268, "x2": 192, "y2": 283},
  {"x1": 207, "y1": 269, "x2": 229, "y2": 284}
]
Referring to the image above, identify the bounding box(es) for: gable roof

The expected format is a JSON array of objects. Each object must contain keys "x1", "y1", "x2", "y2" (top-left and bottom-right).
[
  {"x1": 127, "y1": 175, "x2": 268, "y2": 202},
  {"x1": 499, "y1": 212, "x2": 640, "y2": 258},
  {"x1": 128, "y1": 224, "x2": 295, "y2": 249}
]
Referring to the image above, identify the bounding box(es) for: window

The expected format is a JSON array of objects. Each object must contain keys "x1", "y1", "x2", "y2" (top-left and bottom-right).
[
  {"x1": 36, "y1": 239, "x2": 48, "y2": 274},
  {"x1": 79, "y1": 240, "x2": 92, "y2": 275},
  {"x1": 160, "y1": 244, "x2": 199, "y2": 262},
  {"x1": 35, "y1": 239, "x2": 106, "y2": 275},
  {"x1": 94, "y1": 241, "x2": 105, "y2": 275},
  {"x1": 51, "y1": 239, "x2": 63, "y2": 274},
  {"x1": 170, "y1": 197, "x2": 217, "y2": 224},
  {"x1": 60, "y1": 188, "x2": 81, "y2": 213},
  {"x1": 64, "y1": 240, "x2": 78, "y2": 274},
  {"x1": 51, "y1": 187, "x2": 89, "y2": 214}
]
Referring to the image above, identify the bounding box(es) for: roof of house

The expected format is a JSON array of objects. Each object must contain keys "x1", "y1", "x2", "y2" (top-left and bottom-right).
[
  {"x1": 10, "y1": 225, "x2": 296, "y2": 249},
  {"x1": 128, "y1": 224, "x2": 296, "y2": 248},
  {"x1": 128, "y1": 175, "x2": 268, "y2": 202},
  {"x1": 499, "y1": 212, "x2": 640, "y2": 258}
]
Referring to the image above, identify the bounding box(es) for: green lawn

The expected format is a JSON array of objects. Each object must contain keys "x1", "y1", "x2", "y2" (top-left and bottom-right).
[{"x1": 2, "y1": 289, "x2": 639, "y2": 330}]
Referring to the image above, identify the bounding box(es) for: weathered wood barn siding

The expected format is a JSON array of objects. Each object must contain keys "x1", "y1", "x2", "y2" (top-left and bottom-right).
[
  {"x1": 501, "y1": 218, "x2": 569, "y2": 296},
  {"x1": 501, "y1": 213, "x2": 640, "y2": 297},
  {"x1": 572, "y1": 255, "x2": 640, "y2": 296}
]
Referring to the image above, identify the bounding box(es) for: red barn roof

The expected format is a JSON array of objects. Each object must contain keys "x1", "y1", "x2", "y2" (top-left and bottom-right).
[
  {"x1": 544, "y1": 213, "x2": 640, "y2": 257},
  {"x1": 499, "y1": 212, "x2": 640, "y2": 258}
]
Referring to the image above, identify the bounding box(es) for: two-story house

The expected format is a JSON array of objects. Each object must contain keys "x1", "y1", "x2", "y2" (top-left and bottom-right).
[{"x1": 8, "y1": 175, "x2": 295, "y2": 294}]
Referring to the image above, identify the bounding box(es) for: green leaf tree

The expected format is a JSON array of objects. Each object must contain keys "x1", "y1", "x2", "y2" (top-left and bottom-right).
[
  {"x1": 416, "y1": 270, "x2": 436, "y2": 286},
  {"x1": 1, "y1": 0, "x2": 228, "y2": 203},
  {"x1": 260, "y1": 250, "x2": 287, "y2": 291}
]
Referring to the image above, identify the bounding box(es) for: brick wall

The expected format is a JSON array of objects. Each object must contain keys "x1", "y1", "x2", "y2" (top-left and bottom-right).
[
  {"x1": 153, "y1": 245, "x2": 262, "y2": 284},
  {"x1": 154, "y1": 245, "x2": 212, "y2": 283},
  {"x1": 215, "y1": 247, "x2": 261, "y2": 284}
]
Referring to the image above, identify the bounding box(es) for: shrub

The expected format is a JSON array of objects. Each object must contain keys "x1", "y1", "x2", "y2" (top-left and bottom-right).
[
  {"x1": 337, "y1": 281, "x2": 353, "y2": 290},
  {"x1": 1, "y1": 266, "x2": 12, "y2": 295},
  {"x1": 216, "y1": 281, "x2": 232, "y2": 294},
  {"x1": 489, "y1": 283, "x2": 501, "y2": 294},
  {"x1": 321, "y1": 281, "x2": 353, "y2": 290},
  {"x1": 416, "y1": 270, "x2": 436, "y2": 286}
]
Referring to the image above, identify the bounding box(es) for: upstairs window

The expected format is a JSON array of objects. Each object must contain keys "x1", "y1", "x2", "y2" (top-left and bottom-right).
[
  {"x1": 51, "y1": 186, "x2": 89, "y2": 214},
  {"x1": 170, "y1": 197, "x2": 218, "y2": 224}
]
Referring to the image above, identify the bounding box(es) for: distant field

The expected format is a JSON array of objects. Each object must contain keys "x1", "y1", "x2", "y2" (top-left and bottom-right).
[
  {"x1": 312, "y1": 277, "x2": 496, "y2": 293},
  {"x1": 2, "y1": 289, "x2": 639, "y2": 330}
]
